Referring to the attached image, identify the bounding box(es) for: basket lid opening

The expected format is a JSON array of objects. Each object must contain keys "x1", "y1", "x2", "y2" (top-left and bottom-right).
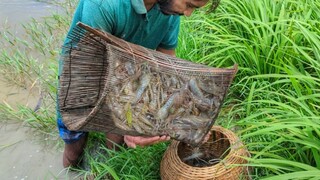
[{"x1": 177, "y1": 130, "x2": 231, "y2": 167}]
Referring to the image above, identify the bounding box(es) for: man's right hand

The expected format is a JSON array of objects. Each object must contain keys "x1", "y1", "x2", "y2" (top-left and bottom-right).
[{"x1": 124, "y1": 135, "x2": 170, "y2": 148}]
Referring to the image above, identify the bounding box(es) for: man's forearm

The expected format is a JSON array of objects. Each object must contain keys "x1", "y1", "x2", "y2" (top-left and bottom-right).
[{"x1": 156, "y1": 47, "x2": 176, "y2": 56}]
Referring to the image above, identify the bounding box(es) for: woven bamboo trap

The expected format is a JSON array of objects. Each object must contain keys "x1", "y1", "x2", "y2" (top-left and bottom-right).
[
  {"x1": 160, "y1": 126, "x2": 250, "y2": 180},
  {"x1": 59, "y1": 22, "x2": 238, "y2": 146}
]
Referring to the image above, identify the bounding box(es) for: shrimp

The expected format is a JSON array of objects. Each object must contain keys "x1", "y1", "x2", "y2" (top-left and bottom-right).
[
  {"x1": 132, "y1": 122, "x2": 145, "y2": 134},
  {"x1": 157, "y1": 92, "x2": 180, "y2": 121},
  {"x1": 137, "y1": 114, "x2": 154, "y2": 127},
  {"x1": 132, "y1": 73, "x2": 151, "y2": 104},
  {"x1": 190, "y1": 92, "x2": 213, "y2": 111},
  {"x1": 198, "y1": 79, "x2": 225, "y2": 96},
  {"x1": 189, "y1": 78, "x2": 204, "y2": 98},
  {"x1": 124, "y1": 61, "x2": 135, "y2": 75},
  {"x1": 182, "y1": 152, "x2": 204, "y2": 162}
]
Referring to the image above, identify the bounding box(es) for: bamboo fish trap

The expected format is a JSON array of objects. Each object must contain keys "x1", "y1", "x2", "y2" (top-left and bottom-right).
[{"x1": 58, "y1": 22, "x2": 238, "y2": 146}]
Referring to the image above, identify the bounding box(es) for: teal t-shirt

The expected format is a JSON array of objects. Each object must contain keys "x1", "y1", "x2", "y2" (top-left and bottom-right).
[
  {"x1": 57, "y1": 0, "x2": 180, "y2": 119},
  {"x1": 64, "y1": 0, "x2": 180, "y2": 49}
]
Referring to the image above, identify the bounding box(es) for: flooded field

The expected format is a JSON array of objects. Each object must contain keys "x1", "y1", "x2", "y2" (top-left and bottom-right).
[
  {"x1": 0, "y1": 0, "x2": 77, "y2": 179},
  {"x1": 0, "y1": 122, "x2": 77, "y2": 179},
  {"x1": 0, "y1": 0, "x2": 55, "y2": 27}
]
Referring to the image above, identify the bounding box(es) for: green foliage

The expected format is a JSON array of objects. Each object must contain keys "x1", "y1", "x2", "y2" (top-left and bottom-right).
[
  {"x1": 180, "y1": 0, "x2": 320, "y2": 77},
  {"x1": 0, "y1": 0, "x2": 77, "y2": 130},
  {"x1": 70, "y1": 136, "x2": 168, "y2": 180},
  {"x1": 93, "y1": 143, "x2": 167, "y2": 180},
  {"x1": 178, "y1": 0, "x2": 320, "y2": 179},
  {"x1": 0, "y1": 101, "x2": 56, "y2": 134}
]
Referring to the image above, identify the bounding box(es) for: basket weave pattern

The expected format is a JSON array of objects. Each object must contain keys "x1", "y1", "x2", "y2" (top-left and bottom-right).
[{"x1": 160, "y1": 126, "x2": 250, "y2": 180}]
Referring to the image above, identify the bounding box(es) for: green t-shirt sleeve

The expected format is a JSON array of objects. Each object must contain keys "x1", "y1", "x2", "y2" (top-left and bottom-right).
[
  {"x1": 60, "y1": 0, "x2": 116, "y2": 73},
  {"x1": 81, "y1": 0, "x2": 115, "y2": 33},
  {"x1": 158, "y1": 16, "x2": 180, "y2": 50}
]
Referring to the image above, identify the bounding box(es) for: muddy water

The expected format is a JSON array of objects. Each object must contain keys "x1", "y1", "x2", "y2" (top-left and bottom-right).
[
  {"x1": 0, "y1": 122, "x2": 79, "y2": 179},
  {"x1": 0, "y1": 0, "x2": 55, "y2": 28},
  {"x1": 0, "y1": 0, "x2": 78, "y2": 179}
]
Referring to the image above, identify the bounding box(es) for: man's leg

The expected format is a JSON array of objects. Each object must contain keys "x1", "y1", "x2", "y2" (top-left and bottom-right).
[
  {"x1": 106, "y1": 133, "x2": 124, "y2": 151},
  {"x1": 57, "y1": 118, "x2": 88, "y2": 168},
  {"x1": 63, "y1": 134, "x2": 88, "y2": 168}
]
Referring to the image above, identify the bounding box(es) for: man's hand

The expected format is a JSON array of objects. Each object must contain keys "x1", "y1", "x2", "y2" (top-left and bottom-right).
[{"x1": 124, "y1": 135, "x2": 170, "y2": 148}]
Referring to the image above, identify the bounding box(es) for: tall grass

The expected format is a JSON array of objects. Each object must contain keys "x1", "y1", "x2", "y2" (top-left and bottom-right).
[
  {"x1": 233, "y1": 78, "x2": 320, "y2": 178},
  {"x1": 178, "y1": 0, "x2": 320, "y2": 179},
  {"x1": 180, "y1": 0, "x2": 320, "y2": 76}
]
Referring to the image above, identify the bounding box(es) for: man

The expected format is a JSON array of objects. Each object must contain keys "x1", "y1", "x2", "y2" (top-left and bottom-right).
[{"x1": 58, "y1": 0, "x2": 215, "y2": 168}]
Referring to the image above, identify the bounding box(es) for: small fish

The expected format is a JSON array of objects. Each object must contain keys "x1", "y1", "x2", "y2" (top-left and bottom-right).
[
  {"x1": 132, "y1": 122, "x2": 144, "y2": 134},
  {"x1": 110, "y1": 101, "x2": 125, "y2": 119},
  {"x1": 138, "y1": 114, "x2": 154, "y2": 127},
  {"x1": 192, "y1": 129, "x2": 204, "y2": 144},
  {"x1": 170, "y1": 76, "x2": 179, "y2": 87},
  {"x1": 123, "y1": 80, "x2": 134, "y2": 95}
]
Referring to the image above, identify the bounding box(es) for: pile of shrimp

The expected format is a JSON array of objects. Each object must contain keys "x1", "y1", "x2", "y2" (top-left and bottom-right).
[{"x1": 106, "y1": 59, "x2": 225, "y2": 145}]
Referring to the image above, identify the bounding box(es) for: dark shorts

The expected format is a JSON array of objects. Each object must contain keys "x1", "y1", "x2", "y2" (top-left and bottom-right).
[{"x1": 57, "y1": 118, "x2": 87, "y2": 144}]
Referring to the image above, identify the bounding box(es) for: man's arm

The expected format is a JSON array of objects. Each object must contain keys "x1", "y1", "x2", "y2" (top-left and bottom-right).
[
  {"x1": 156, "y1": 47, "x2": 176, "y2": 56},
  {"x1": 124, "y1": 135, "x2": 170, "y2": 148}
]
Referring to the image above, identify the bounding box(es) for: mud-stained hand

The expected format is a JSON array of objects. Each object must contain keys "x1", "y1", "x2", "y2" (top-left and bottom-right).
[{"x1": 124, "y1": 135, "x2": 170, "y2": 148}]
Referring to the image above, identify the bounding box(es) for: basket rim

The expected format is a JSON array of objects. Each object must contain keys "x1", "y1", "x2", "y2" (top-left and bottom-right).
[{"x1": 164, "y1": 126, "x2": 248, "y2": 170}]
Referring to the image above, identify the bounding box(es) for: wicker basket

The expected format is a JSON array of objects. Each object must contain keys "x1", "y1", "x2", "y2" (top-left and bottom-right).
[{"x1": 160, "y1": 126, "x2": 250, "y2": 180}]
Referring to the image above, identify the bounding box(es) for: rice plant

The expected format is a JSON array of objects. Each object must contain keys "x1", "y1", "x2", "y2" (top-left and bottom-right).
[
  {"x1": 0, "y1": 0, "x2": 77, "y2": 131},
  {"x1": 177, "y1": 0, "x2": 320, "y2": 179},
  {"x1": 181, "y1": 0, "x2": 320, "y2": 77}
]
